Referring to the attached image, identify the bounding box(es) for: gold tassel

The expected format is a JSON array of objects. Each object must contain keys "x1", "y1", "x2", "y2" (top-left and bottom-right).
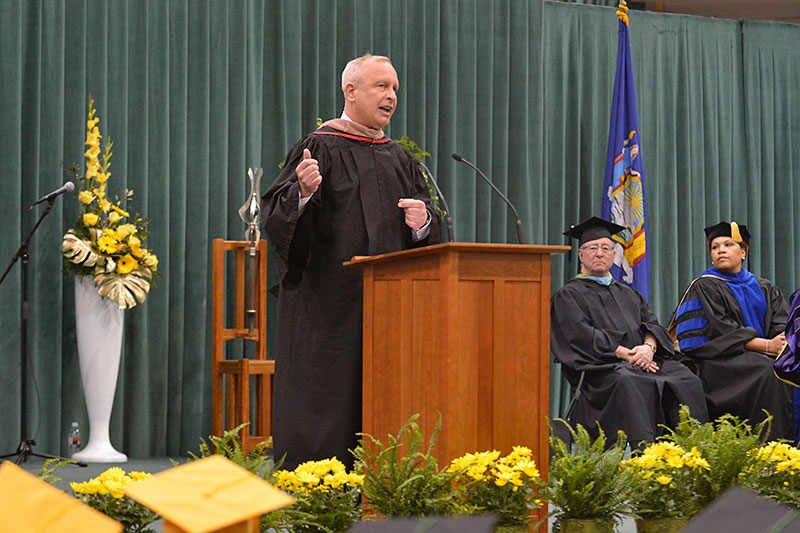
[{"x1": 730, "y1": 221, "x2": 742, "y2": 243}]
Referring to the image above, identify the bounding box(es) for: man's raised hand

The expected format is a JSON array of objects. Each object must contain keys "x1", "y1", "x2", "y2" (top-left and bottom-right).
[
  {"x1": 397, "y1": 198, "x2": 429, "y2": 229},
  {"x1": 296, "y1": 148, "x2": 322, "y2": 198}
]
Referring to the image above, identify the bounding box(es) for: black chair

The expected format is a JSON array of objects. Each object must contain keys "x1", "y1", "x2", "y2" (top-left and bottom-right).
[{"x1": 551, "y1": 362, "x2": 585, "y2": 449}]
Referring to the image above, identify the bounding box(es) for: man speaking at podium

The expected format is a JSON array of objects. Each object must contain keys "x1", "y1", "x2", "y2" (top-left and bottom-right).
[{"x1": 262, "y1": 54, "x2": 439, "y2": 469}]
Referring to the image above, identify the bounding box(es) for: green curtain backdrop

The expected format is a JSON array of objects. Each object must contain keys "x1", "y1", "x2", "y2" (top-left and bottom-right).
[{"x1": 1, "y1": 0, "x2": 799, "y2": 458}]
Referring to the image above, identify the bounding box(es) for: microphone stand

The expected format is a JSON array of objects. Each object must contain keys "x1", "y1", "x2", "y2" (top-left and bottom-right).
[
  {"x1": 452, "y1": 153, "x2": 525, "y2": 244},
  {"x1": 0, "y1": 197, "x2": 86, "y2": 466},
  {"x1": 418, "y1": 162, "x2": 454, "y2": 242}
]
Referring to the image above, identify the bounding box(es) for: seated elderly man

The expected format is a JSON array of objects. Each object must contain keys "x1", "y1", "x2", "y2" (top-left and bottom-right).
[{"x1": 550, "y1": 217, "x2": 708, "y2": 446}]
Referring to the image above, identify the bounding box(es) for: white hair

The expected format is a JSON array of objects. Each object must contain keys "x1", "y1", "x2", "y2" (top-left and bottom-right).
[{"x1": 341, "y1": 54, "x2": 393, "y2": 93}]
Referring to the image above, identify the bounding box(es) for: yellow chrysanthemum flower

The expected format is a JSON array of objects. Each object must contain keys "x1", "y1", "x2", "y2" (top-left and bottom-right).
[
  {"x1": 99, "y1": 467, "x2": 126, "y2": 481},
  {"x1": 296, "y1": 470, "x2": 319, "y2": 486},
  {"x1": 347, "y1": 473, "x2": 365, "y2": 486},
  {"x1": 516, "y1": 459, "x2": 540, "y2": 479}
]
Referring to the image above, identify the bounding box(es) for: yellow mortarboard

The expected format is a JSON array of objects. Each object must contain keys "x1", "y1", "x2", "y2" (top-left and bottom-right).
[
  {"x1": 0, "y1": 461, "x2": 122, "y2": 532},
  {"x1": 123, "y1": 454, "x2": 294, "y2": 533}
]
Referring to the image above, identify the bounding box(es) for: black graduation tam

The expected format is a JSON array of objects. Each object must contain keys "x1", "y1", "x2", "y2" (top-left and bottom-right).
[
  {"x1": 682, "y1": 486, "x2": 800, "y2": 532},
  {"x1": 704, "y1": 221, "x2": 750, "y2": 244},
  {"x1": 563, "y1": 216, "x2": 625, "y2": 246}
]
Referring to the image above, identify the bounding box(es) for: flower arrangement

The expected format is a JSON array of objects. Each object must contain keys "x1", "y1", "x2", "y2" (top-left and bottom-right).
[
  {"x1": 69, "y1": 466, "x2": 159, "y2": 532},
  {"x1": 273, "y1": 458, "x2": 365, "y2": 532},
  {"x1": 740, "y1": 441, "x2": 800, "y2": 508},
  {"x1": 62, "y1": 96, "x2": 158, "y2": 309},
  {"x1": 447, "y1": 447, "x2": 542, "y2": 527},
  {"x1": 624, "y1": 441, "x2": 710, "y2": 519}
]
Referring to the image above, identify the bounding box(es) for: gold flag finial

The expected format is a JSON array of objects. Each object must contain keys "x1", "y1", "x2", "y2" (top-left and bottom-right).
[{"x1": 617, "y1": 0, "x2": 629, "y2": 26}]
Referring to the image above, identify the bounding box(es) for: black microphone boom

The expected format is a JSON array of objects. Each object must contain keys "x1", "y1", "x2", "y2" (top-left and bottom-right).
[
  {"x1": 418, "y1": 161, "x2": 454, "y2": 242},
  {"x1": 451, "y1": 153, "x2": 525, "y2": 244},
  {"x1": 30, "y1": 181, "x2": 75, "y2": 208}
]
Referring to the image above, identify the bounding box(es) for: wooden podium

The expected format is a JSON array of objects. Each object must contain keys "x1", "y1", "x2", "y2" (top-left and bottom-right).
[{"x1": 345, "y1": 242, "x2": 569, "y2": 477}]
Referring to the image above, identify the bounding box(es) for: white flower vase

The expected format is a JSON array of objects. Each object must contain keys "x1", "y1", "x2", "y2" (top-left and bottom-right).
[{"x1": 72, "y1": 275, "x2": 128, "y2": 463}]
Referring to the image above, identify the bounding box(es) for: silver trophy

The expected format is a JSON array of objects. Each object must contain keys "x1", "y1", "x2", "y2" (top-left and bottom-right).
[{"x1": 238, "y1": 168, "x2": 263, "y2": 332}]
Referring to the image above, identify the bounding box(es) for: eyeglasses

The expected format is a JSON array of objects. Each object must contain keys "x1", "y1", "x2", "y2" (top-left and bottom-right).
[{"x1": 580, "y1": 244, "x2": 615, "y2": 254}]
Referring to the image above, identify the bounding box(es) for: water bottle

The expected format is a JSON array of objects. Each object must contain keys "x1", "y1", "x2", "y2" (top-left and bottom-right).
[{"x1": 67, "y1": 422, "x2": 81, "y2": 457}]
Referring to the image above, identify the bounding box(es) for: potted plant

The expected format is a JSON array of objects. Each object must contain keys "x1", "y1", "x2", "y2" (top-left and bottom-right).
[
  {"x1": 61, "y1": 96, "x2": 160, "y2": 462},
  {"x1": 273, "y1": 458, "x2": 365, "y2": 532},
  {"x1": 541, "y1": 419, "x2": 635, "y2": 533},
  {"x1": 69, "y1": 466, "x2": 159, "y2": 532},
  {"x1": 623, "y1": 441, "x2": 710, "y2": 532},
  {"x1": 447, "y1": 447, "x2": 543, "y2": 531},
  {"x1": 664, "y1": 405, "x2": 769, "y2": 508},
  {"x1": 739, "y1": 440, "x2": 800, "y2": 508},
  {"x1": 352, "y1": 414, "x2": 468, "y2": 519}
]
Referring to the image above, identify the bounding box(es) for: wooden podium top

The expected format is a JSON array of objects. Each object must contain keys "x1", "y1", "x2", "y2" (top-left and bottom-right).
[{"x1": 343, "y1": 242, "x2": 570, "y2": 268}]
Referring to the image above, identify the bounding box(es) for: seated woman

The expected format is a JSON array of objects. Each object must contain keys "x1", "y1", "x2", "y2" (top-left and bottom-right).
[{"x1": 671, "y1": 221, "x2": 793, "y2": 439}]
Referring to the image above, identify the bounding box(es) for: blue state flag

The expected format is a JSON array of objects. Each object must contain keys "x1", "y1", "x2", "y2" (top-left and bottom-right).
[{"x1": 601, "y1": 1, "x2": 650, "y2": 301}]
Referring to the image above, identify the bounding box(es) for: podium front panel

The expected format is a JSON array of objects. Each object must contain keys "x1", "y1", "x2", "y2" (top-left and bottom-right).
[{"x1": 353, "y1": 244, "x2": 566, "y2": 483}]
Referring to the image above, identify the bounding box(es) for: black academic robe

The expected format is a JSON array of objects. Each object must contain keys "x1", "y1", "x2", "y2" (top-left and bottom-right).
[
  {"x1": 261, "y1": 126, "x2": 438, "y2": 470},
  {"x1": 550, "y1": 278, "x2": 708, "y2": 445},
  {"x1": 672, "y1": 276, "x2": 793, "y2": 439}
]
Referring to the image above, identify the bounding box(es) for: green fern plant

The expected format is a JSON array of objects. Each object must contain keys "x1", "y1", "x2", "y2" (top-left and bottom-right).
[
  {"x1": 663, "y1": 405, "x2": 770, "y2": 507},
  {"x1": 186, "y1": 424, "x2": 303, "y2": 532},
  {"x1": 543, "y1": 419, "x2": 635, "y2": 530},
  {"x1": 187, "y1": 423, "x2": 275, "y2": 473},
  {"x1": 36, "y1": 457, "x2": 75, "y2": 486},
  {"x1": 353, "y1": 414, "x2": 469, "y2": 518}
]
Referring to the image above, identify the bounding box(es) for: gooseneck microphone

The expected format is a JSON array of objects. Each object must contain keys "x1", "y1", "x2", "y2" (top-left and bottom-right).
[
  {"x1": 30, "y1": 181, "x2": 75, "y2": 209},
  {"x1": 451, "y1": 153, "x2": 525, "y2": 244},
  {"x1": 418, "y1": 162, "x2": 454, "y2": 242}
]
